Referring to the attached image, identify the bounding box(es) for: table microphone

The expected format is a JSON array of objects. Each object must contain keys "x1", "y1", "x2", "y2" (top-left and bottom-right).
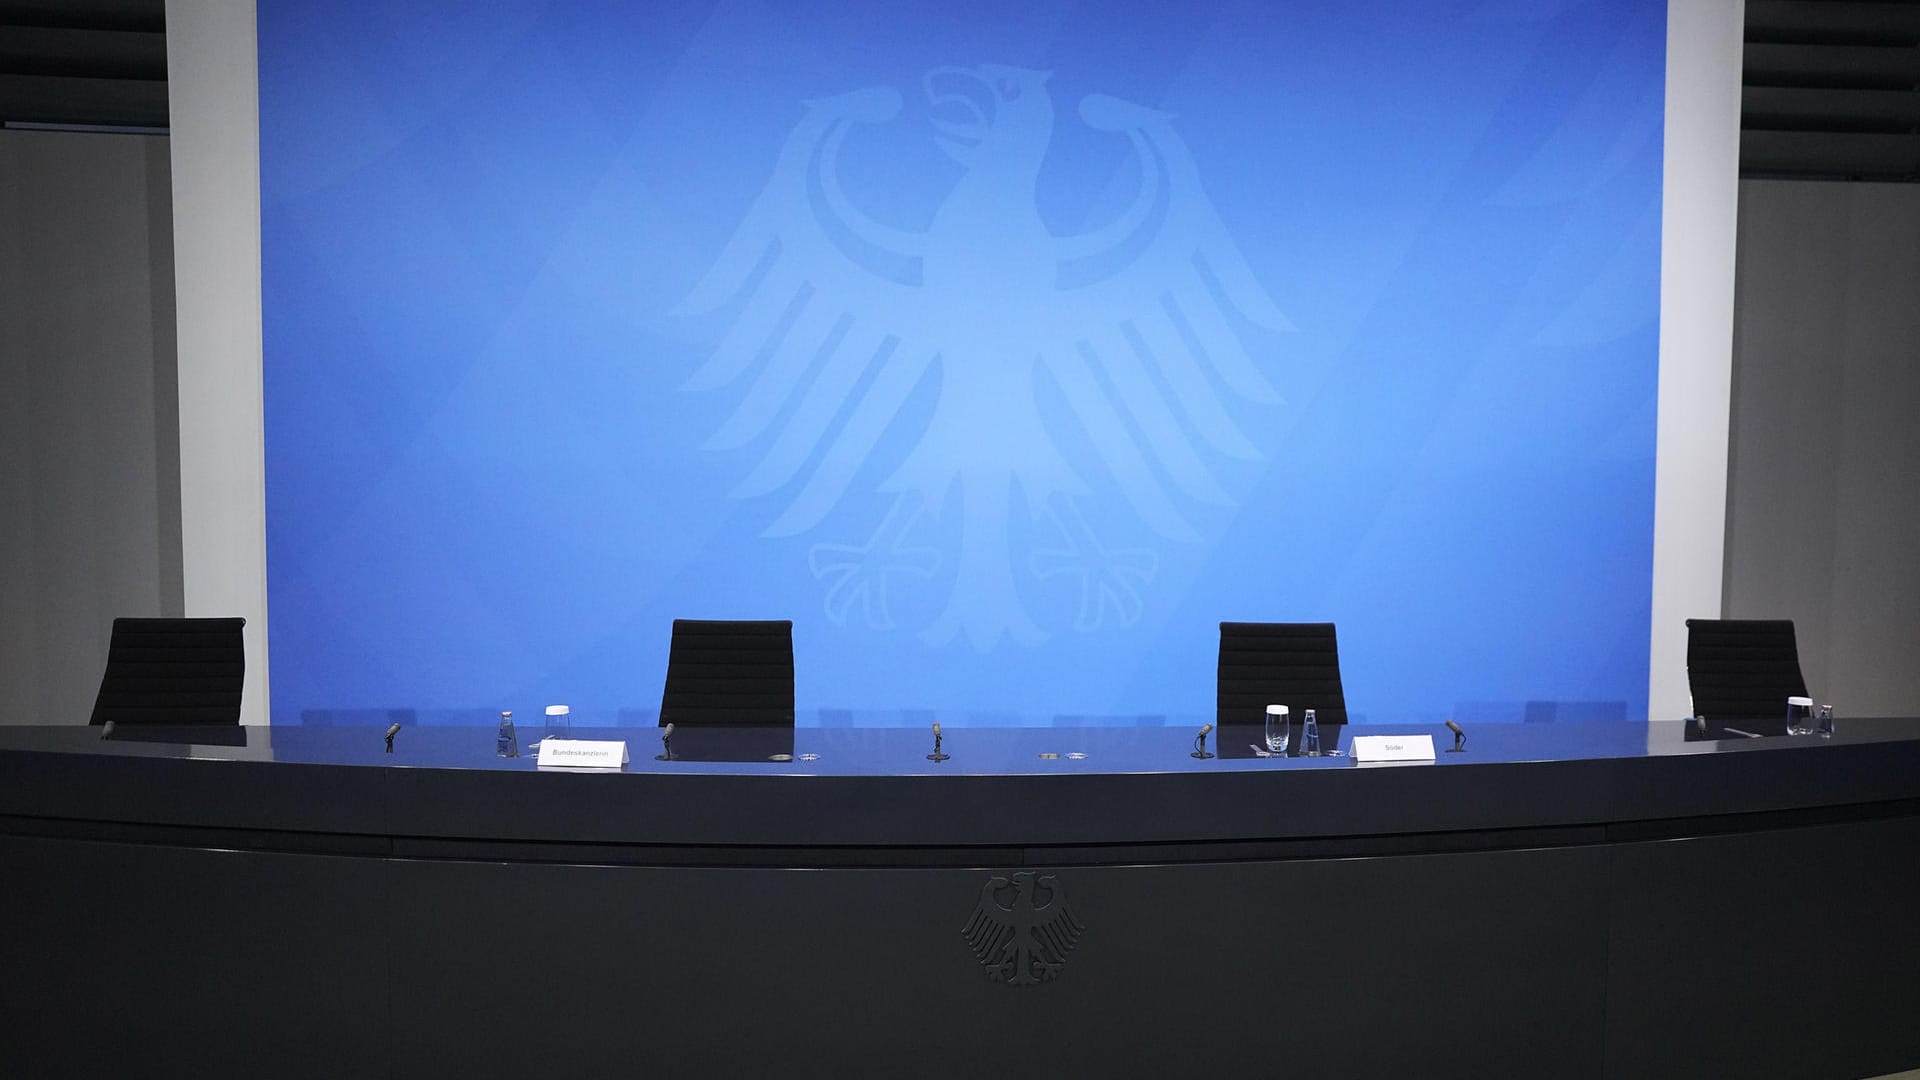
[
  {"x1": 384, "y1": 722, "x2": 401, "y2": 753},
  {"x1": 1191, "y1": 722, "x2": 1215, "y2": 760},
  {"x1": 1445, "y1": 718, "x2": 1466, "y2": 752},
  {"x1": 100, "y1": 720, "x2": 116, "y2": 740},
  {"x1": 658, "y1": 722, "x2": 675, "y2": 761},
  {"x1": 927, "y1": 721, "x2": 949, "y2": 762}
]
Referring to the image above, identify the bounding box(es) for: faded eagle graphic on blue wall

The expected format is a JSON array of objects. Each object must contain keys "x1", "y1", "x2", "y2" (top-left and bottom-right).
[{"x1": 676, "y1": 64, "x2": 1291, "y2": 652}]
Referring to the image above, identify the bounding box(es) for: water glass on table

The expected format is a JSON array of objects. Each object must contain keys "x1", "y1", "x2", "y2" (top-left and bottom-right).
[
  {"x1": 544, "y1": 704, "x2": 571, "y2": 746},
  {"x1": 1264, "y1": 704, "x2": 1290, "y2": 756}
]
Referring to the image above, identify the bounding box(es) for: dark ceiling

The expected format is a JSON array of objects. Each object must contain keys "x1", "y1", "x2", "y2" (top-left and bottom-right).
[
  {"x1": 0, "y1": 0, "x2": 166, "y2": 129},
  {"x1": 1742, "y1": 0, "x2": 1920, "y2": 180},
  {"x1": 1, "y1": 1, "x2": 1915, "y2": 180}
]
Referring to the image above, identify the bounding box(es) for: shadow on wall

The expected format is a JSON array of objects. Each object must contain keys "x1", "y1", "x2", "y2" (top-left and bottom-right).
[
  {"x1": 1451, "y1": 699, "x2": 1635, "y2": 722},
  {"x1": 1454, "y1": 701, "x2": 1630, "y2": 724},
  {"x1": 299, "y1": 709, "x2": 417, "y2": 727}
]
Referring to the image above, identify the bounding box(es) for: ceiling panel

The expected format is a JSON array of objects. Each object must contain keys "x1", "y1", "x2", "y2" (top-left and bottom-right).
[
  {"x1": 2, "y1": 0, "x2": 1913, "y2": 179},
  {"x1": 0, "y1": 0, "x2": 166, "y2": 129},
  {"x1": 1741, "y1": 1, "x2": 1920, "y2": 180}
]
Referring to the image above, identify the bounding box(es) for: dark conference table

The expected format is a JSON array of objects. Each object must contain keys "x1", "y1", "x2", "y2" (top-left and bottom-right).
[{"x1": 3, "y1": 717, "x2": 1919, "y2": 1079}]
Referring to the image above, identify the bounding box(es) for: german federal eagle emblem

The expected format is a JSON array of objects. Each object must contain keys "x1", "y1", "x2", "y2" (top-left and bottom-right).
[
  {"x1": 676, "y1": 64, "x2": 1290, "y2": 652},
  {"x1": 961, "y1": 871, "x2": 1086, "y2": 985}
]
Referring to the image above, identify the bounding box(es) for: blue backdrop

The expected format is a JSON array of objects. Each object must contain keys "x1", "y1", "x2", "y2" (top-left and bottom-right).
[{"x1": 260, "y1": 0, "x2": 1666, "y2": 725}]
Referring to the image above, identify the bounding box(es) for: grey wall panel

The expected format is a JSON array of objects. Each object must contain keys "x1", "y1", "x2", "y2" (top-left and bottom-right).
[
  {"x1": 0, "y1": 129, "x2": 179, "y2": 725},
  {"x1": 1727, "y1": 180, "x2": 1920, "y2": 717},
  {"x1": 147, "y1": 133, "x2": 184, "y2": 619}
]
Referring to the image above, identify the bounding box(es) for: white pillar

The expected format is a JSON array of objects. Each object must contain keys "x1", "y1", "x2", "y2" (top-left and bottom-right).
[
  {"x1": 1649, "y1": 0, "x2": 1746, "y2": 721},
  {"x1": 167, "y1": 0, "x2": 269, "y2": 723}
]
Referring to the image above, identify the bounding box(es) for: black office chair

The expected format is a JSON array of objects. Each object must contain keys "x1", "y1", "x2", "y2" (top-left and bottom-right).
[
  {"x1": 1684, "y1": 618, "x2": 1809, "y2": 721},
  {"x1": 89, "y1": 617, "x2": 246, "y2": 726},
  {"x1": 659, "y1": 619, "x2": 795, "y2": 727},
  {"x1": 1217, "y1": 622, "x2": 1349, "y2": 727}
]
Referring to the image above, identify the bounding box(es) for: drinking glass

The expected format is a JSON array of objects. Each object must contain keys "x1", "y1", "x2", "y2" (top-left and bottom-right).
[
  {"x1": 1264, "y1": 705, "x2": 1290, "y2": 755},
  {"x1": 1785, "y1": 696, "x2": 1814, "y2": 735}
]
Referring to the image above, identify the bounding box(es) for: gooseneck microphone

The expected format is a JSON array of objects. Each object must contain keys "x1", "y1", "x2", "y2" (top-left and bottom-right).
[
  {"x1": 927, "y1": 721, "x2": 950, "y2": 763},
  {"x1": 1191, "y1": 722, "x2": 1216, "y2": 760},
  {"x1": 1444, "y1": 718, "x2": 1466, "y2": 753},
  {"x1": 384, "y1": 722, "x2": 401, "y2": 753},
  {"x1": 100, "y1": 720, "x2": 116, "y2": 740},
  {"x1": 657, "y1": 722, "x2": 675, "y2": 762}
]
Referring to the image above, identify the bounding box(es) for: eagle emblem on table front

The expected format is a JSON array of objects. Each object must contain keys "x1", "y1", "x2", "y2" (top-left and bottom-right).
[
  {"x1": 961, "y1": 870, "x2": 1086, "y2": 985},
  {"x1": 675, "y1": 64, "x2": 1292, "y2": 651}
]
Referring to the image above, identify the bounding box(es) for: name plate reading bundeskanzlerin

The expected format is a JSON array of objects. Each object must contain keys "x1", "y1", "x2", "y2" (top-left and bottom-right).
[{"x1": 536, "y1": 739, "x2": 629, "y2": 769}]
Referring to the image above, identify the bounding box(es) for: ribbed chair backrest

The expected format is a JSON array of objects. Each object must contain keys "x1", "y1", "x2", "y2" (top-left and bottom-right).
[
  {"x1": 89, "y1": 617, "x2": 246, "y2": 726},
  {"x1": 1217, "y1": 622, "x2": 1348, "y2": 727},
  {"x1": 660, "y1": 619, "x2": 795, "y2": 727},
  {"x1": 1685, "y1": 618, "x2": 1809, "y2": 721}
]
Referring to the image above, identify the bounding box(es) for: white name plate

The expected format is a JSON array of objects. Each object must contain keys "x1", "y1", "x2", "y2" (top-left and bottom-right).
[
  {"x1": 536, "y1": 739, "x2": 629, "y2": 769},
  {"x1": 1350, "y1": 734, "x2": 1436, "y2": 763}
]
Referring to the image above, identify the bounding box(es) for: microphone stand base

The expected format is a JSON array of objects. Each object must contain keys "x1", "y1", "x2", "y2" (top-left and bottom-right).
[
  {"x1": 1190, "y1": 750, "x2": 1215, "y2": 759},
  {"x1": 654, "y1": 753, "x2": 674, "y2": 762},
  {"x1": 926, "y1": 752, "x2": 950, "y2": 762}
]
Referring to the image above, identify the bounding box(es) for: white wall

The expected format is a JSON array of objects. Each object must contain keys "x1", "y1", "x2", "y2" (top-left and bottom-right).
[
  {"x1": 1648, "y1": 0, "x2": 1747, "y2": 720},
  {"x1": 0, "y1": 130, "x2": 182, "y2": 723},
  {"x1": 1726, "y1": 180, "x2": 1920, "y2": 717},
  {"x1": 167, "y1": 0, "x2": 270, "y2": 723}
]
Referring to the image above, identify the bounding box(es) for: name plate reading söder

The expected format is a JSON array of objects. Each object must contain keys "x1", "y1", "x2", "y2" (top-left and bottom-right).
[
  {"x1": 536, "y1": 739, "x2": 629, "y2": 769},
  {"x1": 1350, "y1": 734, "x2": 1436, "y2": 763}
]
